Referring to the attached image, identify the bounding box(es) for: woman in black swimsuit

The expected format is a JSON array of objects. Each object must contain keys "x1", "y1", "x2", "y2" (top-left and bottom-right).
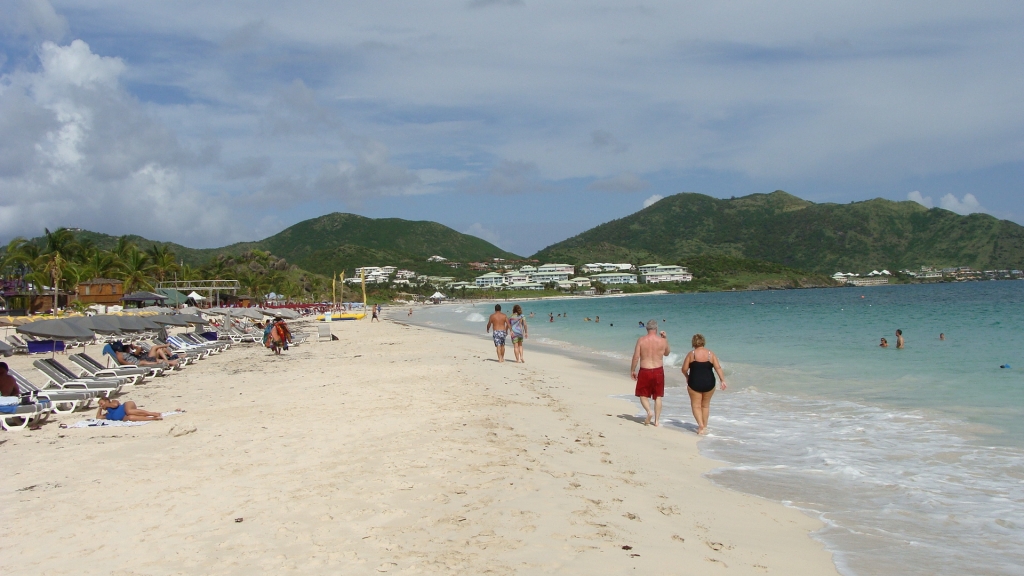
[{"x1": 681, "y1": 333, "x2": 727, "y2": 435}]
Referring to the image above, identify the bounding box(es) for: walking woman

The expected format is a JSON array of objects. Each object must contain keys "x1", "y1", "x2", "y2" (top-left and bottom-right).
[
  {"x1": 681, "y1": 334, "x2": 727, "y2": 435},
  {"x1": 509, "y1": 305, "x2": 529, "y2": 363}
]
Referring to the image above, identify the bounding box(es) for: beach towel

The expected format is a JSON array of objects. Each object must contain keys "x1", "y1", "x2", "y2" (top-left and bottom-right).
[{"x1": 65, "y1": 411, "x2": 184, "y2": 428}]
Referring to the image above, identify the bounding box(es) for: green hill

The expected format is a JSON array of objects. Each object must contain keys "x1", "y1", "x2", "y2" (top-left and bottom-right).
[
  {"x1": 43, "y1": 213, "x2": 519, "y2": 276},
  {"x1": 532, "y1": 191, "x2": 1024, "y2": 273}
]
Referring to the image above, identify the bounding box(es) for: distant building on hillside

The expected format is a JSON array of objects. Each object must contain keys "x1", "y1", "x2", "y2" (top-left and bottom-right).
[
  {"x1": 427, "y1": 255, "x2": 448, "y2": 262},
  {"x1": 640, "y1": 265, "x2": 692, "y2": 284},
  {"x1": 589, "y1": 272, "x2": 638, "y2": 285},
  {"x1": 475, "y1": 272, "x2": 505, "y2": 288}
]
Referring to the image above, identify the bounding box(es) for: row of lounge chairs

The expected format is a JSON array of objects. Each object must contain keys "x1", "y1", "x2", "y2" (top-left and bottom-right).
[{"x1": 3, "y1": 322, "x2": 314, "y2": 431}]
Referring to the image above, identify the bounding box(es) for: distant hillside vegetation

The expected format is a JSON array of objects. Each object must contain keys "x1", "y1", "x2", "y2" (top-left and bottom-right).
[
  {"x1": 532, "y1": 191, "x2": 1024, "y2": 273},
  {"x1": 255, "y1": 213, "x2": 519, "y2": 275},
  {"x1": 49, "y1": 213, "x2": 519, "y2": 276}
]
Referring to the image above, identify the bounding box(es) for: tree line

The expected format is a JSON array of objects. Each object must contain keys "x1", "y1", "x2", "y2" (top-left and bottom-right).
[{"x1": 0, "y1": 228, "x2": 336, "y2": 305}]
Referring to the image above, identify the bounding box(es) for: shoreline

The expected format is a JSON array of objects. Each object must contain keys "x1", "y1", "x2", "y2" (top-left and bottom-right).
[{"x1": 1, "y1": 320, "x2": 838, "y2": 575}]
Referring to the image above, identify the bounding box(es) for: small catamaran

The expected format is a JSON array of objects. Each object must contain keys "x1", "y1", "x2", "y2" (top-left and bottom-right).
[{"x1": 319, "y1": 270, "x2": 367, "y2": 321}]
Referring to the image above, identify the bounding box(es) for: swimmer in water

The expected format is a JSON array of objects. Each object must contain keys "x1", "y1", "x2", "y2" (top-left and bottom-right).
[
  {"x1": 939, "y1": 333, "x2": 945, "y2": 340},
  {"x1": 880, "y1": 337, "x2": 888, "y2": 348}
]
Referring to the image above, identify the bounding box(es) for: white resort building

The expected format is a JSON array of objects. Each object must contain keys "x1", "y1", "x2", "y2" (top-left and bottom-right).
[
  {"x1": 589, "y1": 272, "x2": 638, "y2": 285},
  {"x1": 639, "y1": 265, "x2": 692, "y2": 283},
  {"x1": 474, "y1": 272, "x2": 505, "y2": 288}
]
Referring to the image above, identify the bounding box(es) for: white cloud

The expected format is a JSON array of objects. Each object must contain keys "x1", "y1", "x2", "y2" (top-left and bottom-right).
[
  {"x1": 0, "y1": 40, "x2": 239, "y2": 245},
  {"x1": 908, "y1": 190, "x2": 987, "y2": 215},
  {"x1": 588, "y1": 172, "x2": 650, "y2": 192},
  {"x1": 0, "y1": 0, "x2": 67, "y2": 43},
  {"x1": 939, "y1": 193, "x2": 986, "y2": 215},
  {"x1": 471, "y1": 160, "x2": 543, "y2": 195},
  {"x1": 907, "y1": 190, "x2": 933, "y2": 208},
  {"x1": 464, "y1": 222, "x2": 502, "y2": 245},
  {"x1": 642, "y1": 194, "x2": 664, "y2": 208},
  {"x1": 313, "y1": 140, "x2": 420, "y2": 203}
]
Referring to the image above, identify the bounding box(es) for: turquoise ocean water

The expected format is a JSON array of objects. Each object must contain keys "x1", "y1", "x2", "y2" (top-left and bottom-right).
[{"x1": 404, "y1": 281, "x2": 1024, "y2": 576}]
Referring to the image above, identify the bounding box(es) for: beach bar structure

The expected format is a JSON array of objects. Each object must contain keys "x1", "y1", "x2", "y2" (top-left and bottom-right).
[
  {"x1": 157, "y1": 280, "x2": 241, "y2": 307},
  {"x1": 76, "y1": 278, "x2": 124, "y2": 306}
]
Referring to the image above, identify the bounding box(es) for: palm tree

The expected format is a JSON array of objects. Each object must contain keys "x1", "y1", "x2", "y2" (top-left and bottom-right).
[
  {"x1": 113, "y1": 236, "x2": 137, "y2": 263},
  {"x1": 120, "y1": 249, "x2": 155, "y2": 293},
  {"x1": 43, "y1": 227, "x2": 79, "y2": 259},
  {"x1": 81, "y1": 250, "x2": 121, "y2": 280},
  {"x1": 238, "y1": 271, "x2": 266, "y2": 304},
  {"x1": 146, "y1": 245, "x2": 179, "y2": 284}
]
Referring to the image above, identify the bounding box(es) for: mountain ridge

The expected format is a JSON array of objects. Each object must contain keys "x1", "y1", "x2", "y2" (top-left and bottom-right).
[
  {"x1": 531, "y1": 191, "x2": 1024, "y2": 273},
  {"x1": 33, "y1": 213, "x2": 520, "y2": 276}
]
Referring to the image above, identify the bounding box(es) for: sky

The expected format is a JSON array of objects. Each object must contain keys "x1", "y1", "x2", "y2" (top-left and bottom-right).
[{"x1": 1, "y1": 1, "x2": 1023, "y2": 256}]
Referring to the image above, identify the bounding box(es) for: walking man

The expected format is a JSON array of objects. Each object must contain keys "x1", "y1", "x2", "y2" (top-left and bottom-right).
[
  {"x1": 486, "y1": 304, "x2": 511, "y2": 363},
  {"x1": 630, "y1": 320, "x2": 670, "y2": 426}
]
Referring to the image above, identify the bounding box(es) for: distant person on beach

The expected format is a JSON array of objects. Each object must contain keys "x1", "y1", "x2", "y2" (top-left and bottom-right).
[
  {"x1": 509, "y1": 305, "x2": 528, "y2": 363},
  {"x1": 880, "y1": 338, "x2": 889, "y2": 348},
  {"x1": 0, "y1": 362, "x2": 17, "y2": 397},
  {"x1": 896, "y1": 329, "x2": 905, "y2": 349},
  {"x1": 630, "y1": 320, "x2": 670, "y2": 427},
  {"x1": 96, "y1": 397, "x2": 169, "y2": 422},
  {"x1": 486, "y1": 304, "x2": 511, "y2": 363},
  {"x1": 939, "y1": 333, "x2": 945, "y2": 341},
  {"x1": 371, "y1": 306, "x2": 380, "y2": 322},
  {"x1": 682, "y1": 334, "x2": 727, "y2": 435},
  {"x1": 408, "y1": 308, "x2": 413, "y2": 316}
]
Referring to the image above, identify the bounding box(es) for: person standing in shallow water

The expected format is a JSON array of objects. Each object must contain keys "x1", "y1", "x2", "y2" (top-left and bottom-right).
[
  {"x1": 508, "y1": 305, "x2": 528, "y2": 363},
  {"x1": 681, "y1": 333, "x2": 727, "y2": 435},
  {"x1": 896, "y1": 329, "x2": 905, "y2": 349},
  {"x1": 486, "y1": 304, "x2": 511, "y2": 363}
]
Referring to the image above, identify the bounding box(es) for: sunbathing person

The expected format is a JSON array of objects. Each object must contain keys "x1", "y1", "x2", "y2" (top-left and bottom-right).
[
  {"x1": 95, "y1": 397, "x2": 169, "y2": 422},
  {"x1": 131, "y1": 343, "x2": 180, "y2": 366},
  {"x1": 113, "y1": 342, "x2": 177, "y2": 369}
]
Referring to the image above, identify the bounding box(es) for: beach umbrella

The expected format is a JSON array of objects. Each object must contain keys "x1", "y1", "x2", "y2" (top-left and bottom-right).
[
  {"x1": 110, "y1": 315, "x2": 161, "y2": 332},
  {"x1": 178, "y1": 314, "x2": 210, "y2": 325},
  {"x1": 151, "y1": 314, "x2": 189, "y2": 327},
  {"x1": 276, "y1": 309, "x2": 300, "y2": 320},
  {"x1": 258, "y1": 309, "x2": 278, "y2": 317},
  {"x1": 141, "y1": 306, "x2": 175, "y2": 314},
  {"x1": 74, "y1": 316, "x2": 123, "y2": 335},
  {"x1": 235, "y1": 309, "x2": 265, "y2": 321},
  {"x1": 179, "y1": 306, "x2": 201, "y2": 315},
  {"x1": 16, "y1": 318, "x2": 95, "y2": 340}
]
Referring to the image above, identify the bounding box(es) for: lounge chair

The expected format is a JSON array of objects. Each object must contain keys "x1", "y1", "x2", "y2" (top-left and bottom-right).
[
  {"x1": 6, "y1": 335, "x2": 28, "y2": 354},
  {"x1": 101, "y1": 344, "x2": 168, "y2": 377},
  {"x1": 0, "y1": 400, "x2": 52, "y2": 431},
  {"x1": 9, "y1": 368, "x2": 96, "y2": 413},
  {"x1": 317, "y1": 325, "x2": 332, "y2": 342},
  {"x1": 32, "y1": 359, "x2": 125, "y2": 396},
  {"x1": 68, "y1": 354, "x2": 148, "y2": 385},
  {"x1": 179, "y1": 333, "x2": 229, "y2": 352}
]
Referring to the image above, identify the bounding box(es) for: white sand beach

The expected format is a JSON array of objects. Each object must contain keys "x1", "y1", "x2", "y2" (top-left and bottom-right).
[{"x1": 1, "y1": 320, "x2": 837, "y2": 575}]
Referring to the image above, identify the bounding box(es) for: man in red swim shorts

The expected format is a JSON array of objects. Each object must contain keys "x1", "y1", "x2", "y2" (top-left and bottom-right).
[{"x1": 630, "y1": 319, "x2": 670, "y2": 426}]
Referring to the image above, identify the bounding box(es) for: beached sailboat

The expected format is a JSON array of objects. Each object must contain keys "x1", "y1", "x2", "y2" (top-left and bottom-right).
[{"x1": 318, "y1": 270, "x2": 367, "y2": 321}]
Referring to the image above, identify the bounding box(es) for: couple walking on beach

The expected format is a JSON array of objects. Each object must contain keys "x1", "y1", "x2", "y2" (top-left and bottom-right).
[
  {"x1": 631, "y1": 320, "x2": 727, "y2": 434},
  {"x1": 486, "y1": 304, "x2": 528, "y2": 363}
]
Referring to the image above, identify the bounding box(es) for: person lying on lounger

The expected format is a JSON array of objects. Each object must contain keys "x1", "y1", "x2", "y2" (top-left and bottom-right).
[
  {"x1": 113, "y1": 342, "x2": 178, "y2": 369},
  {"x1": 95, "y1": 397, "x2": 171, "y2": 422},
  {"x1": 128, "y1": 343, "x2": 181, "y2": 366}
]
